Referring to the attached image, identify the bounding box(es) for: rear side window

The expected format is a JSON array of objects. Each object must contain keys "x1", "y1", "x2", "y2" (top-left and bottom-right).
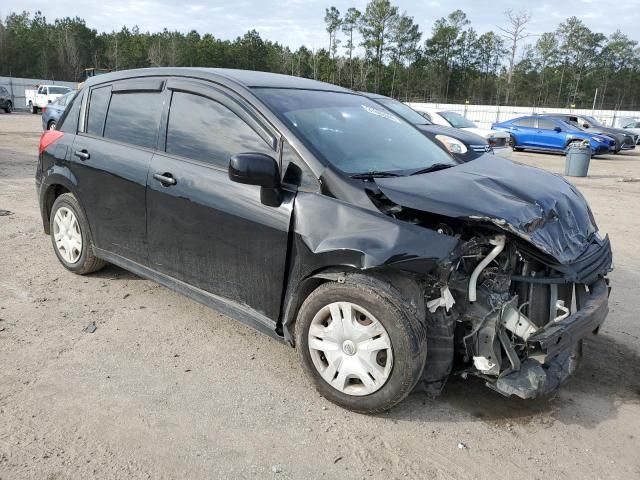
[
  {"x1": 103, "y1": 92, "x2": 162, "y2": 149},
  {"x1": 165, "y1": 91, "x2": 272, "y2": 167},
  {"x1": 60, "y1": 91, "x2": 82, "y2": 134},
  {"x1": 537, "y1": 118, "x2": 557, "y2": 130},
  {"x1": 513, "y1": 118, "x2": 535, "y2": 127},
  {"x1": 86, "y1": 86, "x2": 111, "y2": 136}
]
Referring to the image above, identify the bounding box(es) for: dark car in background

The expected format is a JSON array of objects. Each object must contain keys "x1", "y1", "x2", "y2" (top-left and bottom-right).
[
  {"x1": 547, "y1": 113, "x2": 636, "y2": 152},
  {"x1": 493, "y1": 115, "x2": 615, "y2": 154},
  {"x1": 36, "y1": 68, "x2": 612, "y2": 413},
  {"x1": 0, "y1": 86, "x2": 13, "y2": 113},
  {"x1": 361, "y1": 92, "x2": 492, "y2": 162},
  {"x1": 41, "y1": 91, "x2": 76, "y2": 130}
]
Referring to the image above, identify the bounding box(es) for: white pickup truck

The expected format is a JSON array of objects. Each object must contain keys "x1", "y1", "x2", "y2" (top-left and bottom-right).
[{"x1": 25, "y1": 85, "x2": 73, "y2": 114}]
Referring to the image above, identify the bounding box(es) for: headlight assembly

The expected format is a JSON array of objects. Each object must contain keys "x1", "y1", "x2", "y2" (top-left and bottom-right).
[{"x1": 435, "y1": 135, "x2": 468, "y2": 154}]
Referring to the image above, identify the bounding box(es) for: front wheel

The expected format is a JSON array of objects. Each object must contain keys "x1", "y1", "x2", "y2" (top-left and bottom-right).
[
  {"x1": 296, "y1": 277, "x2": 427, "y2": 413},
  {"x1": 47, "y1": 120, "x2": 56, "y2": 130},
  {"x1": 30, "y1": 102, "x2": 38, "y2": 114},
  {"x1": 50, "y1": 193, "x2": 106, "y2": 275}
]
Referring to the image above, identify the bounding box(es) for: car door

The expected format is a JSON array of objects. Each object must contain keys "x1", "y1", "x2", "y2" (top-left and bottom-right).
[
  {"x1": 70, "y1": 78, "x2": 165, "y2": 264},
  {"x1": 146, "y1": 79, "x2": 293, "y2": 322},
  {"x1": 508, "y1": 118, "x2": 536, "y2": 147},
  {"x1": 534, "y1": 118, "x2": 565, "y2": 150}
]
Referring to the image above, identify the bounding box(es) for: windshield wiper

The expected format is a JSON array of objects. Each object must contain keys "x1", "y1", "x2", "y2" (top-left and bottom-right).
[
  {"x1": 351, "y1": 171, "x2": 403, "y2": 179},
  {"x1": 409, "y1": 163, "x2": 454, "y2": 175}
]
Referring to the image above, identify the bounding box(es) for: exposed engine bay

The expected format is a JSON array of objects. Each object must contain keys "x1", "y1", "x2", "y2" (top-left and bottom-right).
[{"x1": 419, "y1": 220, "x2": 611, "y2": 399}]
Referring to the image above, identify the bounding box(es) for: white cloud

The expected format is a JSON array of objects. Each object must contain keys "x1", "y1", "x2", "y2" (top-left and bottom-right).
[{"x1": 4, "y1": 0, "x2": 639, "y2": 49}]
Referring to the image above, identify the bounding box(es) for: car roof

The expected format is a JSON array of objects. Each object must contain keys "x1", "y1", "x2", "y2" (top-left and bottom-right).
[{"x1": 83, "y1": 67, "x2": 352, "y2": 93}]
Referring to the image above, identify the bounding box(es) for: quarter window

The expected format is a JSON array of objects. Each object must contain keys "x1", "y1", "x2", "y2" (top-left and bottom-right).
[
  {"x1": 513, "y1": 118, "x2": 535, "y2": 127},
  {"x1": 86, "y1": 86, "x2": 111, "y2": 136},
  {"x1": 165, "y1": 91, "x2": 272, "y2": 168},
  {"x1": 103, "y1": 92, "x2": 163, "y2": 149},
  {"x1": 537, "y1": 118, "x2": 557, "y2": 130}
]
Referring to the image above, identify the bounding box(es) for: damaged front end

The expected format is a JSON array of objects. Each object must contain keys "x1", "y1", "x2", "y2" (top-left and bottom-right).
[
  {"x1": 426, "y1": 230, "x2": 611, "y2": 399},
  {"x1": 367, "y1": 156, "x2": 613, "y2": 399}
]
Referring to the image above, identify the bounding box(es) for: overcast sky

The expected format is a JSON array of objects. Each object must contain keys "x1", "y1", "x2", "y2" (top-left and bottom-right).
[{"x1": 3, "y1": 0, "x2": 639, "y2": 50}]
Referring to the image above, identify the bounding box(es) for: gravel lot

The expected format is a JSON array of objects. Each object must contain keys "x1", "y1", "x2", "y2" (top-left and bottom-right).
[{"x1": 1, "y1": 112, "x2": 639, "y2": 480}]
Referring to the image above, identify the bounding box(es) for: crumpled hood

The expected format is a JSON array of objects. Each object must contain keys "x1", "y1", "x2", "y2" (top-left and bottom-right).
[{"x1": 375, "y1": 155, "x2": 597, "y2": 264}]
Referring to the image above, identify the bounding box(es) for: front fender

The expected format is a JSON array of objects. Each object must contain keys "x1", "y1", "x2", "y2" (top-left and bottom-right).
[{"x1": 279, "y1": 192, "x2": 460, "y2": 343}]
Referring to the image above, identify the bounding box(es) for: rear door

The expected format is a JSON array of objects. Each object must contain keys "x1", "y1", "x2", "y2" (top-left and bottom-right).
[
  {"x1": 534, "y1": 118, "x2": 565, "y2": 150},
  {"x1": 146, "y1": 79, "x2": 293, "y2": 322},
  {"x1": 70, "y1": 78, "x2": 165, "y2": 264}
]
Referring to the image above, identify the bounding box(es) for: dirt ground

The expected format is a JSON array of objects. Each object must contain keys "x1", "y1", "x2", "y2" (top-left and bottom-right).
[{"x1": 1, "y1": 112, "x2": 639, "y2": 480}]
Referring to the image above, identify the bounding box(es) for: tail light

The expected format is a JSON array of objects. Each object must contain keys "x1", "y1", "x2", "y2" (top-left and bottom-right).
[{"x1": 39, "y1": 130, "x2": 64, "y2": 155}]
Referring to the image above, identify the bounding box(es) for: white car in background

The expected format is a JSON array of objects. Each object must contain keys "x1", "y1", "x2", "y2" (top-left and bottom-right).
[
  {"x1": 412, "y1": 107, "x2": 512, "y2": 157},
  {"x1": 25, "y1": 85, "x2": 73, "y2": 114}
]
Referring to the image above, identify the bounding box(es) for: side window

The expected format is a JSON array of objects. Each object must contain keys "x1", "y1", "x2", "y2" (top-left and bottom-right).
[
  {"x1": 103, "y1": 92, "x2": 163, "y2": 149},
  {"x1": 513, "y1": 118, "x2": 535, "y2": 127},
  {"x1": 0, "y1": 87, "x2": 7, "y2": 95},
  {"x1": 60, "y1": 92, "x2": 82, "y2": 134},
  {"x1": 86, "y1": 86, "x2": 111, "y2": 136},
  {"x1": 37, "y1": 87, "x2": 44, "y2": 94},
  {"x1": 281, "y1": 141, "x2": 319, "y2": 191},
  {"x1": 165, "y1": 91, "x2": 272, "y2": 168},
  {"x1": 537, "y1": 118, "x2": 557, "y2": 130}
]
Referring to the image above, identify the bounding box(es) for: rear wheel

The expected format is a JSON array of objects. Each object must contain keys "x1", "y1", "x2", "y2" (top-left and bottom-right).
[
  {"x1": 510, "y1": 135, "x2": 523, "y2": 151},
  {"x1": 3, "y1": 101, "x2": 12, "y2": 113},
  {"x1": 47, "y1": 120, "x2": 56, "y2": 130},
  {"x1": 50, "y1": 193, "x2": 106, "y2": 274},
  {"x1": 296, "y1": 276, "x2": 427, "y2": 413}
]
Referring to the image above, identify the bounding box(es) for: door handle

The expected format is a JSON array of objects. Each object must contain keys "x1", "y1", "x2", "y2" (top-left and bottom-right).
[
  {"x1": 153, "y1": 172, "x2": 177, "y2": 186},
  {"x1": 74, "y1": 149, "x2": 90, "y2": 161}
]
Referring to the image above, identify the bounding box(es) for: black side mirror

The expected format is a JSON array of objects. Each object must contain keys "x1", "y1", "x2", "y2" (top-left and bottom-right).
[
  {"x1": 554, "y1": 126, "x2": 562, "y2": 133},
  {"x1": 228, "y1": 153, "x2": 281, "y2": 207},
  {"x1": 582, "y1": 123, "x2": 589, "y2": 129}
]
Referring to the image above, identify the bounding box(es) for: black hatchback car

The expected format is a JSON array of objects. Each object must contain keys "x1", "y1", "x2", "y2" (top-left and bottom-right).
[{"x1": 37, "y1": 68, "x2": 612, "y2": 413}]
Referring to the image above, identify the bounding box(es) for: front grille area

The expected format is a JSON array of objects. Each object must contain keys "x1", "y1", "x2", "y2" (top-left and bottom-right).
[
  {"x1": 490, "y1": 137, "x2": 507, "y2": 148},
  {"x1": 471, "y1": 144, "x2": 492, "y2": 153},
  {"x1": 621, "y1": 135, "x2": 636, "y2": 148}
]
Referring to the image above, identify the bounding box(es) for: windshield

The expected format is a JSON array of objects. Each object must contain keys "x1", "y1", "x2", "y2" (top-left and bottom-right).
[
  {"x1": 439, "y1": 111, "x2": 477, "y2": 128},
  {"x1": 254, "y1": 89, "x2": 456, "y2": 175},
  {"x1": 582, "y1": 115, "x2": 604, "y2": 127},
  {"x1": 377, "y1": 98, "x2": 432, "y2": 126},
  {"x1": 49, "y1": 86, "x2": 72, "y2": 95}
]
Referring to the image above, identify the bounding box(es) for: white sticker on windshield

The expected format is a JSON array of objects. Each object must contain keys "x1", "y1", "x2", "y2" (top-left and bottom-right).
[{"x1": 361, "y1": 104, "x2": 402, "y2": 124}]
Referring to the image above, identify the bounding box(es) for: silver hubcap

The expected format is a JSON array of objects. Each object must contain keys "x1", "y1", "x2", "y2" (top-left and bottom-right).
[
  {"x1": 308, "y1": 302, "x2": 393, "y2": 396},
  {"x1": 53, "y1": 207, "x2": 82, "y2": 264}
]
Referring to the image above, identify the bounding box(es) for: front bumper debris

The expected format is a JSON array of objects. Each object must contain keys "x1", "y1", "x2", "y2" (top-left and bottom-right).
[{"x1": 487, "y1": 277, "x2": 609, "y2": 399}]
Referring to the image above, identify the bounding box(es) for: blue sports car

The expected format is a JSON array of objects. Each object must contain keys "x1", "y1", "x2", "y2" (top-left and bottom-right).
[{"x1": 492, "y1": 115, "x2": 615, "y2": 155}]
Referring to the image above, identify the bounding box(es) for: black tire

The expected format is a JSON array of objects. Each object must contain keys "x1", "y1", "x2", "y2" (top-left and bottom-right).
[
  {"x1": 49, "y1": 193, "x2": 106, "y2": 275},
  {"x1": 47, "y1": 120, "x2": 56, "y2": 130},
  {"x1": 295, "y1": 275, "x2": 428, "y2": 414},
  {"x1": 30, "y1": 102, "x2": 38, "y2": 114},
  {"x1": 3, "y1": 101, "x2": 12, "y2": 113},
  {"x1": 510, "y1": 135, "x2": 523, "y2": 151}
]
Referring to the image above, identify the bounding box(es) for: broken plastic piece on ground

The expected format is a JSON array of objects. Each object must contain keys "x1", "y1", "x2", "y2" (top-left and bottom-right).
[
  {"x1": 84, "y1": 321, "x2": 97, "y2": 333},
  {"x1": 427, "y1": 286, "x2": 455, "y2": 313},
  {"x1": 0, "y1": 209, "x2": 13, "y2": 216}
]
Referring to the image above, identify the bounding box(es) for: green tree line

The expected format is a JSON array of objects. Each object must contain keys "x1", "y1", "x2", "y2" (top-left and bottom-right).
[{"x1": 1, "y1": 0, "x2": 639, "y2": 109}]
